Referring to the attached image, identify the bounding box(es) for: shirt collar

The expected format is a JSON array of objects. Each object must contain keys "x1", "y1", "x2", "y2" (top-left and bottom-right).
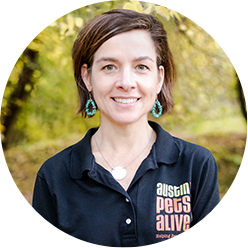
[
  {"x1": 70, "y1": 127, "x2": 97, "y2": 179},
  {"x1": 69, "y1": 121, "x2": 181, "y2": 179},
  {"x1": 149, "y1": 121, "x2": 181, "y2": 165}
]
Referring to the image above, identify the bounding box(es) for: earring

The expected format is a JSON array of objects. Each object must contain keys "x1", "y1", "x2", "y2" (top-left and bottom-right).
[
  {"x1": 85, "y1": 93, "x2": 97, "y2": 117},
  {"x1": 151, "y1": 99, "x2": 162, "y2": 118}
]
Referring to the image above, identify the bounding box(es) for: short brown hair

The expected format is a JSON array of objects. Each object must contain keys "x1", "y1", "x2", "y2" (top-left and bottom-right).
[{"x1": 72, "y1": 9, "x2": 176, "y2": 117}]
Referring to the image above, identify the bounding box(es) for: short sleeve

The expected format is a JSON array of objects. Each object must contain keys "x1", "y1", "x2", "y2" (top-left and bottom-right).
[
  {"x1": 30, "y1": 176, "x2": 65, "y2": 248},
  {"x1": 191, "y1": 153, "x2": 220, "y2": 227}
]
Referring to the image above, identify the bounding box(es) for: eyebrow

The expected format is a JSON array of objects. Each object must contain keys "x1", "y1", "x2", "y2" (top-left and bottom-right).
[
  {"x1": 95, "y1": 56, "x2": 155, "y2": 64},
  {"x1": 95, "y1": 57, "x2": 119, "y2": 64},
  {"x1": 133, "y1": 56, "x2": 155, "y2": 63}
]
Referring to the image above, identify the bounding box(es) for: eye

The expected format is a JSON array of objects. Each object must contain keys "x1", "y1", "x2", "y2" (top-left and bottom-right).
[
  {"x1": 103, "y1": 64, "x2": 115, "y2": 71},
  {"x1": 136, "y1": 64, "x2": 149, "y2": 71}
]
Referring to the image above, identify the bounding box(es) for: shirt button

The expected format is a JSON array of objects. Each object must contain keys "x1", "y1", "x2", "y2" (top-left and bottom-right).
[
  {"x1": 125, "y1": 198, "x2": 130, "y2": 202},
  {"x1": 126, "y1": 218, "x2": 132, "y2": 225}
]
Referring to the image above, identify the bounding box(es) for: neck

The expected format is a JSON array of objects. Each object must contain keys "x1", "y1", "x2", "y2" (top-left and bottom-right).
[{"x1": 94, "y1": 117, "x2": 154, "y2": 154}]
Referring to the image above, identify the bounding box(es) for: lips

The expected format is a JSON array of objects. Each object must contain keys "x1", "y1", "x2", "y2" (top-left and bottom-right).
[{"x1": 112, "y1": 98, "x2": 139, "y2": 104}]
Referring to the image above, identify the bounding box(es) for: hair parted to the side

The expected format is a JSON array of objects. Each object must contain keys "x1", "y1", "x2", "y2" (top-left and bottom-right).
[{"x1": 72, "y1": 8, "x2": 176, "y2": 117}]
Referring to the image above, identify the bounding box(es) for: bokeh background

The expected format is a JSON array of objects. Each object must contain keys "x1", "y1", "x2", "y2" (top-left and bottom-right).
[{"x1": 1, "y1": 1, "x2": 246, "y2": 204}]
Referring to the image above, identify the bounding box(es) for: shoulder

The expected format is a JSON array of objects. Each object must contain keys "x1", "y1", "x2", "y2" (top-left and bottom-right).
[
  {"x1": 37, "y1": 127, "x2": 97, "y2": 182},
  {"x1": 150, "y1": 121, "x2": 213, "y2": 165},
  {"x1": 37, "y1": 144, "x2": 75, "y2": 180},
  {"x1": 172, "y1": 136, "x2": 217, "y2": 179},
  {"x1": 173, "y1": 136, "x2": 212, "y2": 160}
]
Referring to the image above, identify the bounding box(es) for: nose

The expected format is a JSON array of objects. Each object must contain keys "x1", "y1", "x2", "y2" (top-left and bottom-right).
[{"x1": 115, "y1": 67, "x2": 136, "y2": 91}]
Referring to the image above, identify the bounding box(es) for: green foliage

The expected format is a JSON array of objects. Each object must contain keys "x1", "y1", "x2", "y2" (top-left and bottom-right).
[
  {"x1": 3, "y1": 0, "x2": 244, "y2": 147},
  {"x1": 0, "y1": 0, "x2": 115, "y2": 145}
]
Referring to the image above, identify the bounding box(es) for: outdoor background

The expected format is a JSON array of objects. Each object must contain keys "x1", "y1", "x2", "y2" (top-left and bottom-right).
[{"x1": 1, "y1": 1, "x2": 246, "y2": 204}]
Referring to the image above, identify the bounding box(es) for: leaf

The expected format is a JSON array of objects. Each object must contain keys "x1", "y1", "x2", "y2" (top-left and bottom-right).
[
  {"x1": 0, "y1": 23, "x2": 11, "y2": 33},
  {"x1": 66, "y1": 14, "x2": 74, "y2": 35},
  {"x1": 76, "y1": 0, "x2": 86, "y2": 6},
  {"x1": 122, "y1": 3, "x2": 132, "y2": 11},
  {"x1": 47, "y1": 18, "x2": 58, "y2": 27},
  {"x1": 143, "y1": 3, "x2": 155, "y2": 14},
  {"x1": 155, "y1": 6, "x2": 170, "y2": 20},
  {"x1": 123, "y1": 1, "x2": 143, "y2": 13},
  {"x1": 1, "y1": 124, "x2": 6, "y2": 132},
  {"x1": 170, "y1": 10, "x2": 182, "y2": 21},
  {"x1": 179, "y1": 24, "x2": 187, "y2": 31},
  {"x1": 74, "y1": 17, "x2": 84, "y2": 28},
  {"x1": 59, "y1": 22, "x2": 68, "y2": 36}
]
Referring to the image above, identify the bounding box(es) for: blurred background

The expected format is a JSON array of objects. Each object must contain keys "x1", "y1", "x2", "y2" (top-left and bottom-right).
[{"x1": 1, "y1": 1, "x2": 246, "y2": 204}]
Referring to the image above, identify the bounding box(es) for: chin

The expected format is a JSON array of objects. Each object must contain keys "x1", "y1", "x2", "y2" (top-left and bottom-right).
[{"x1": 109, "y1": 113, "x2": 148, "y2": 126}]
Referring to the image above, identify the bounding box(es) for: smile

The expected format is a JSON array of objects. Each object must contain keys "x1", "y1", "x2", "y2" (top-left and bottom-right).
[{"x1": 113, "y1": 98, "x2": 139, "y2": 104}]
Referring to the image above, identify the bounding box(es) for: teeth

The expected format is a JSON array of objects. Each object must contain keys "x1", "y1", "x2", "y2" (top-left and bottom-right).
[{"x1": 114, "y1": 98, "x2": 138, "y2": 104}]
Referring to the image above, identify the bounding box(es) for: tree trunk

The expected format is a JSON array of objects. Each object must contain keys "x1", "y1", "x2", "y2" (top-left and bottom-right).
[
  {"x1": 1, "y1": 48, "x2": 39, "y2": 149},
  {"x1": 236, "y1": 73, "x2": 247, "y2": 122}
]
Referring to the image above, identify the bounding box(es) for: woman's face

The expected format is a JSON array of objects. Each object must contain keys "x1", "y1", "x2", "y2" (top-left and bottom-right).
[{"x1": 82, "y1": 30, "x2": 164, "y2": 126}]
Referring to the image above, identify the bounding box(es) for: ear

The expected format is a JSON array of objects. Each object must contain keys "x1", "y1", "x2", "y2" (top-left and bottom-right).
[
  {"x1": 81, "y1": 64, "x2": 93, "y2": 92},
  {"x1": 157, "y1": 65, "x2": 164, "y2": 94}
]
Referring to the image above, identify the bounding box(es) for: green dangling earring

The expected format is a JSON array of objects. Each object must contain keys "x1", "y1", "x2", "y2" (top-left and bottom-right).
[
  {"x1": 151, "y1": 99, "x2": 162, "y2": 118},
  {"x1": 85, "y1": 93, "x2": 97, "y2": 117}
]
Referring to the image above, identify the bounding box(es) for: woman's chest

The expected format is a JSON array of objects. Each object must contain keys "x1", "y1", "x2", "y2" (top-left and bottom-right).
[{"x1": 54, "y1": 166, "x2": 192, "y2": 246}]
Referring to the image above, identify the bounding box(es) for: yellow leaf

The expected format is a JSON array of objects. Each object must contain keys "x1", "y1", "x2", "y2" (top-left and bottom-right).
[
  {"x1": 179, "y1": 24, "x2": 187, "y2": 31},
  {"x1": 66, "y1": 14, "x2": 74, "y2": 30},
  {"x1": 122, "y1": 3, "x2": 132, "y2": 10},
  {"x1": 76, "y1": 0, "x2": 86, "y2": 6},
  {"x1": 170, "y1": 10, "x2": 181, "y2": 21},
  {"x1": 123, "y1": 1, "x2": 143, "y2": 13},
  {"x1": 155, "y1": 6, "x2": 170, "y2": 20},
  {"x1": 66, "y1": 14, "x2": 74, "y2": 35},
  {"x1": 74, "y1": 17, "x2": 84, "y2": 28},
  {"x1": 186, "y1": 29, "x2": 194, "y2": 37},
  {"x1": 47, "y1": 18, "x2": 58, "y2": 27},
  {"x1": 59, "y1": 22, "x2": 68, "y2": 36},
  {"x1": 143, "y1": 3, "x2": 155, "y2": 14},
  {"x1": 1, "y1": 124, "x2": 6, "y2": 132}
]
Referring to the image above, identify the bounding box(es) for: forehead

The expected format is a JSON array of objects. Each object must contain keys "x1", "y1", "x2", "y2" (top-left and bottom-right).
[{"x1": 93, "y1": 30, "x2": 157, "y2": 61}]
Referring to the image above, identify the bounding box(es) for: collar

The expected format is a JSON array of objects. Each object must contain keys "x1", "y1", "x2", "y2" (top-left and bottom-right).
[
  {"x1": 149, "y1": 121, "x2": 181, "y2": 165},
  {"x1": 69, "y1": 121, "x2": 181, "y2": 180}
]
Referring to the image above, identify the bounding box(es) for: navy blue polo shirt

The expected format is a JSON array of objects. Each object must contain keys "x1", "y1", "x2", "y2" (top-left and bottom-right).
[{"x1": 32, "y1": 121, "x2": 220, "y2": 246}]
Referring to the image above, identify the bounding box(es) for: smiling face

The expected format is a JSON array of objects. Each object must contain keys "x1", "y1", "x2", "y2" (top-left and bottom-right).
[{"x1": 81, "y1": 30, "x2": 164, "y2": 126}]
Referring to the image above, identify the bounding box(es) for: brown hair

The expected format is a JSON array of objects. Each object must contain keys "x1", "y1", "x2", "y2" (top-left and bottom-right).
[{"x1": 72, "y1": 9, "x2": 176, "y2": 117}]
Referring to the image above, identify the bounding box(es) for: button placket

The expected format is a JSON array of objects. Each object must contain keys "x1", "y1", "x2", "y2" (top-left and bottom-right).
[{"x1": 120, "y1": 193, "x2": 137, "y2": 246}]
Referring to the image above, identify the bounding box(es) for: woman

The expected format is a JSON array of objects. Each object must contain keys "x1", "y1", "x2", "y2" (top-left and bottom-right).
[{"x1": 33, "y1": 9, "x2": 220, "y2": 246}]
